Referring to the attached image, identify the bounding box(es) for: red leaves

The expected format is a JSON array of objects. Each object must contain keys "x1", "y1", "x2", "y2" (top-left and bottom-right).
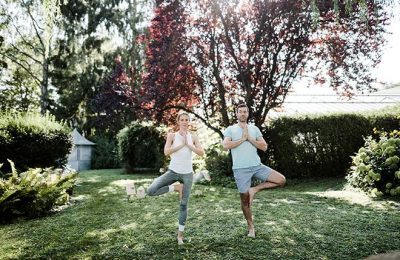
[
  {"x1": 140, "y1": 0, "x2": 200, "y2": 124},
  {"x1": 139, "y1": 0, "x2": 388, "y2": 132}
]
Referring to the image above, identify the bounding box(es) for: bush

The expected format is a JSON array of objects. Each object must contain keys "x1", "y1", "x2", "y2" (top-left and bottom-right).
[
  {"x1": 263, "y1": 107, "x2": 399, "y2": 178},
  {"x1": 117, "y1": 121, "x2": 166, "y2": 172},
  {"x1": 346, "y1": 130, "x2": 400, "y2": 197},
  {"x1": 0, "y1": 160, "x2": 77, "y2": 223},
  {"x1": 204, "y1": 143, "x2": 236, "y2": 188},
  {"x1": 90, "y1": 135, "x2": 120, "y2": 169},
  {"x1": 0, "y1": 112, "x2": 72, "y2": 172}
]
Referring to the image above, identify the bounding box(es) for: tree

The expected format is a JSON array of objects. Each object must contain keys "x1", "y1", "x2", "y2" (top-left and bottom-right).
[
  {"x1": 1, "y1": 0, "x2": 151, "y2": 136},
  {"x1": 49, "y1": 0, "x2": 152, "y2": 136},
  {"x1": 89, "y1": 56, "x2": 138, "y2": 137},
  {"x1": 0, "y1": 0, "x2": 63, "y2": 115},
  {"x1": 142, "y1": 0, "x2": 390, "y2": 137},
  {"x1": 141, "y1": 0, "x2": 201, "y2": 126},
  {"x1": 0, "y1": 68, "x2": 40, "y2": 112}
]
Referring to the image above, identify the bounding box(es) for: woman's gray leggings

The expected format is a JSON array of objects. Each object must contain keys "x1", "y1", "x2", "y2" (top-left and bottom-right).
[{"x1": 147, "y1": 169, "x2": 193, "y2": 227}]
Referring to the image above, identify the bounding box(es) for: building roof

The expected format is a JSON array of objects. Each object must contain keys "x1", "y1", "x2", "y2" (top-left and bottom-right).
[
  {"x1": 71, "y1": 128, "x2": 95, "y2": 145},
  {"x1": 269, "y1": 85, "x2": 400, "y2": 118}
]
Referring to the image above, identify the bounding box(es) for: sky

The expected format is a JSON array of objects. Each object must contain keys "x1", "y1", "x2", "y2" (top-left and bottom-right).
[
  {"x1": 294, "y1": 5, "x2": 400, "y2": 95},
  {"x1": 372, "y1": 10, "x2": 400, "y2": 84}
]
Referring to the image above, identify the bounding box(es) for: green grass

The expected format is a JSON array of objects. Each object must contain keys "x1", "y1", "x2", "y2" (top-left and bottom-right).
[{"x1": 0, "y1": 169, "x2": 399, "y2": 259}]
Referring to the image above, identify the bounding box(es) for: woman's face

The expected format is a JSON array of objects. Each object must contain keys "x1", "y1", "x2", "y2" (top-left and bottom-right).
[{"x1": 178, "y1": 114, "x2": 190, "y2": 129}]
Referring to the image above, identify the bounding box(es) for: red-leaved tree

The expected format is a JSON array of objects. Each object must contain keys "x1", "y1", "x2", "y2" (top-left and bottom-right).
[
  {"x1": 142, "y1": 0, "x2": 389, "y2": 136},
  {"x1": 141, "y1": 0, "x2": 201, "y2": 126},
  {"x1": 90, "y1": 56, "x2": 139, "y2": 137}
]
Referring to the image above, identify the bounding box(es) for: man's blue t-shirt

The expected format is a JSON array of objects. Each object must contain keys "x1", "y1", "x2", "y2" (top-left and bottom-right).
[{"x1": 223, "y1": 124, "x2": 263, "y2": 169}]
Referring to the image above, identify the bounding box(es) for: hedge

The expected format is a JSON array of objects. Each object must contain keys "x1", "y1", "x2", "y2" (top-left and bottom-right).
[
  {"x1": 0, "y1": 112, "x2": 72, "y2": 173},
  {"x1": 263, "y1": 106, "x2": 399, "y2": 178},
  {"x1": 117, "y1": 121, "x2": 167, "y2": 173}
]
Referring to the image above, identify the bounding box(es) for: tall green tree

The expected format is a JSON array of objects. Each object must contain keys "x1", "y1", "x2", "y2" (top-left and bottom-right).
[
  {"x1": 1, "y1": 0, "x2": 151, "y2": 136},
  {"x1": 0, "y1": 0, "x2": 63, "y2": 114}
]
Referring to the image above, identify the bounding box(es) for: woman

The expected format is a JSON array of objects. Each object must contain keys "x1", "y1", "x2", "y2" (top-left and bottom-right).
[{"x1": 146, "y1": 112, "x2": 204, "y2": 245}]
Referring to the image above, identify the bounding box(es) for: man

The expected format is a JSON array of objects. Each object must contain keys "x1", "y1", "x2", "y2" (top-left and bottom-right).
[{"x1": 223, "y1": 103, "x2": 286, "y2": 238}]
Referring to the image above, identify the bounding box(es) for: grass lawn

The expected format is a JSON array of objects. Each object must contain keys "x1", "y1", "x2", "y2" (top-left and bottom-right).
[{"x1": 0, "y1": 169, "x2": 399, "y2": 259}]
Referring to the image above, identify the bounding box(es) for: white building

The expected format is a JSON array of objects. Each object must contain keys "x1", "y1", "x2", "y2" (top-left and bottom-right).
[
  {"x1": 67, "y1": 129, "x2": 95, "y2": 171},
  {"x1": 269, "y1": 84, "x2": 400, "y2": 118}
]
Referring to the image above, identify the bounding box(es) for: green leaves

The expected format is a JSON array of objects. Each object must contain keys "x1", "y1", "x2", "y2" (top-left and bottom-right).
[
  {"x1": 0, "y1": 162, "x2": 77, "y2": 222},
  {"x1": 117, "y1": 121, "x2": 167, "y2": 172},
  {"x1": 347, "y1": 130, "x2": 400, "y2": 197},
  {"x1": 0, "y1": 112, "x2": 72, "y2": 172}
]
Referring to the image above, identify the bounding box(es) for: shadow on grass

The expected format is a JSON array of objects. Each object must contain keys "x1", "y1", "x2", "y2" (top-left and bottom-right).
[{"x1": 1, "y1": 170, "x2": 399, "y2": 259}]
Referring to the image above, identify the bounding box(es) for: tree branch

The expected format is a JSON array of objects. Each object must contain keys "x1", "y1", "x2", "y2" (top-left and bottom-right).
[
  {"x1": 4, "y1": 54, "x2": 42, "y2": 84},
  {"x1": 158, "y1": 104, "x2": 224, "y2": 138},
  {"x1": 10, "y1": 43, "x2": 42, "y2": 64},
  {"x1": 26, "y1": 4, "x2": 45, "y2": 51},
  {"x1": 10, "y1": 19, "x2": 44, "y2": 55}
]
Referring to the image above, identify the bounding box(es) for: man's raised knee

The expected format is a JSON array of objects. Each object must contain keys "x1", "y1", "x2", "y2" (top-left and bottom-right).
[{"x1": 279, "y1": 176, "x2": 286, "y2": 186}]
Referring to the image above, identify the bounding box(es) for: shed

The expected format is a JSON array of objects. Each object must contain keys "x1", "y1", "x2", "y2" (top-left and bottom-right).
[{"x1": 67, "y1": 128, "x2": 95, "y2": 171}]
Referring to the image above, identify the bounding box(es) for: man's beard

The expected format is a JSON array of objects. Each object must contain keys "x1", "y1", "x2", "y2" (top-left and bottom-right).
[{"x1": 238, "y1": 117, "x2": 247, "y2": 123}]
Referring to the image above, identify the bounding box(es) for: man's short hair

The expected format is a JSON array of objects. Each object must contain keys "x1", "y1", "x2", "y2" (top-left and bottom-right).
[{"x1": 236, "y1": 103, "x2": 248, "y2": 113}]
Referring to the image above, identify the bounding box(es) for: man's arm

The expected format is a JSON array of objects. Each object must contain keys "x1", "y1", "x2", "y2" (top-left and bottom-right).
[
  {"x1": 223, "y1": 136, "x2": 246, "y2": 151},
  {"x1": 247, "y1": 136, "x2": 268, "y2": 152}
]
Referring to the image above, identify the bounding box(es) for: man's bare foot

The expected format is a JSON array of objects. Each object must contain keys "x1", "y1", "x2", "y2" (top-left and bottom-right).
[
  {"x1": 177, "y1": 231, "x2": 184, "y2": 245},
  {"x1": 247, "y1": 226, "x2": 255, "y2": 238},
  {"x1": 175, "y1": 184, "x2": 183, "y2": 200},
  {"x1": 249, "y1": 187, "x2": 256, "y2": 206}
]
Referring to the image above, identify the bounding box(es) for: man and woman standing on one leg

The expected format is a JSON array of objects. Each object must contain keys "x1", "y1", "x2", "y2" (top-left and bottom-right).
[{"x1": 146, "y1": 102, "x2": 286, "y2": 244}]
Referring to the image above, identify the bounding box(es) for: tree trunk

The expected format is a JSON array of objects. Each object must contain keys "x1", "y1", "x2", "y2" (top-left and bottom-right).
[{"x1": 40, "y1": 57, "x2": 49, "y2": 115}]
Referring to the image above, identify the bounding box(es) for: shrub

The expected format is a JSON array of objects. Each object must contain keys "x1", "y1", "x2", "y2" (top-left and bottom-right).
[
  {"x1": 0, "y1": 160, "x2": 77, "y2": 223},
  {"x1": 205, "y1": 143, "x2": 236, "y2": 188},
  {"x1": 346, "y1": 130, "x2": 400, "y2": 197},
  {"x1": 0, "y1": 112, "x2": 72, "y2": 172},
  {"x1": 90, "y1": 135, "x2": 120, "y2": 169},
  {"x1": 117, "y1": 121, "x2": 166, "y2": 172},
  {"x1": 263, "y1": 107, "x2": 399, "y2": 178}
]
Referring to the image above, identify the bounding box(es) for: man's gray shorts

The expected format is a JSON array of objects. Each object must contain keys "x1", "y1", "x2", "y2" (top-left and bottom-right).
[{"x1": 233, "y1": 164, "x2": 273, "y2": 193}]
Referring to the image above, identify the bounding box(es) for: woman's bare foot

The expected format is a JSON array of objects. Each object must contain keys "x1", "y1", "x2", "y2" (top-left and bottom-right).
[
  {"x1": 174, "y1": 184, "x2": 183, "y2": 200},
  {"x1": 177, "y1": 231, "x2": 184, "y2": 245}
]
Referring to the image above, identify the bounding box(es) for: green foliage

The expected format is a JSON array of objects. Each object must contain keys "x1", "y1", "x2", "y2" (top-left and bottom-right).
[
  {"x1": 117, "y1": 121, "x2": 166, "y2": 172},
  {"x1": 0, "y1": 112, "x2": 72, "y2": 172},
  {"x1": 263, "y1": 109, "x2": 399, "y2": 178},
  {"x1": 0, "y1": 160, "x2": 77, "y2": 223},
  {"x1": 347, "y1": 130, "x2": 400, "y2": 197},
  {"x1": 90, "y1": 135, "x2": 120, "y2": 169},
  {"x1": 204, "y1": 143, "x2": 235, "y2": 188},
  {"x1": 0, "y1": 68, "x2": 40, "y2": 112}
]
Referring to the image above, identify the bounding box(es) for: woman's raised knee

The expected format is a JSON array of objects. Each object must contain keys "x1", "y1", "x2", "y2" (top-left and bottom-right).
[{"x1": 146, "y1": 186, "x2": 156, "y2": 196}]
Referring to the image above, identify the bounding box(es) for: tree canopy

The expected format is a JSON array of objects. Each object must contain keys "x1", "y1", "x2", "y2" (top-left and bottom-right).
[{"x1": 141, "y1": 0, "x2": 390, "y2": 136}]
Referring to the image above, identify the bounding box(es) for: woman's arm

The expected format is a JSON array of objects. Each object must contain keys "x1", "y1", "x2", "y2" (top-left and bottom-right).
[
  {"x1": 187, "y1": 134, "x2": 205, "y2": 156},
  {"x1": 164, "y1": 133, "x2": 185, "y2": 156}
]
